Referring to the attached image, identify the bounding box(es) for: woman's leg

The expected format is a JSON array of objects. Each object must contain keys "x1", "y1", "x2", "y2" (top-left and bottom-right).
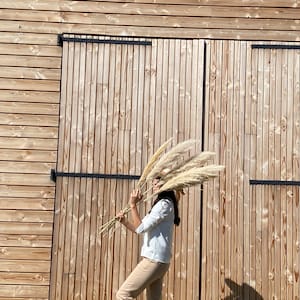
[
  {"x1": 116, "y1": 258, "x2": 169, "y2": 300},
  {"x1": 146, "y1": 276, "x2": 164, "y2": 300}
]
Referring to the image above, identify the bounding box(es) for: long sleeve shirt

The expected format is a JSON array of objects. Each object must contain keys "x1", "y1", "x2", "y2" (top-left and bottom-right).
[{"x1": 135, "y1": 198, "x2": 174, "y2": 263}]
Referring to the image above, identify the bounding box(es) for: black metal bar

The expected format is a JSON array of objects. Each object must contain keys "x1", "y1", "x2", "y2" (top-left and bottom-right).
[
  {"x1": 57, "y1": 34, "x2": 152, "y2": 47},
  {"x1": 201, "y1": 41, "x2": 207, "y2": 154},
  {"x1": 252, "y1": 44, "x2": 300, "y2": 50},
  {"x1": 50, "y1": 169, "x2": 140, "y2": 182},
  {"x1": 199, "y1": 41, "x2": 207, "y2": 300},
  {"x1": 250, "y1": 179, "x2": 300, "y2": 186},
  {"x1": 50, "y1": 169, "x2": 57, "y2": 182}
]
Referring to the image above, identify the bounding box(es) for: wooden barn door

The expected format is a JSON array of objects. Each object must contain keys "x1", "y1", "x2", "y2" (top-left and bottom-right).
[
  {"x1": 50, "y1": 35, "x2": 205, "y2": 300},
  {"x1": 202, "y1": 41, "x2": 300, "y2": 299},
  {"x1": 248, "y1": 45, "x2": 300, "y2": 300}
]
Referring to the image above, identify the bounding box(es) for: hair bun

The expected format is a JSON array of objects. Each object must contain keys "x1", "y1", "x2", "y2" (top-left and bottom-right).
[{"x1": 174, "y1": 216, "x2": 180, "y2": 226}]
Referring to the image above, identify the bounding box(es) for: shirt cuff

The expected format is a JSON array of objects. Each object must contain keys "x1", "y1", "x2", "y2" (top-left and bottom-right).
[{"x1": 135, "y1": 222, "x2": 145, "y2": 234}]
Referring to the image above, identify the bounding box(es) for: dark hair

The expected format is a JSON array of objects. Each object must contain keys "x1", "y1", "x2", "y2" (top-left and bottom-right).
[{"x1": 153, "y1": 190, "x2": 180, "y2": 226}]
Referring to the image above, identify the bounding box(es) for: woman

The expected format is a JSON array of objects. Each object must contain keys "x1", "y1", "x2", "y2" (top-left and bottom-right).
[{"x1": 116, "y1": 178, "x2": 180, "y2": 300}]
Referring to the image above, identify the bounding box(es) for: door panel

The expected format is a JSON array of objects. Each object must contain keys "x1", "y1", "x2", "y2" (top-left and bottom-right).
[
  {"x1": 50, "y1": 35, "x2": 205, "y2": 300},
  {"x1": 202, "y1": 40, "x2": 300, "y2": 299}
]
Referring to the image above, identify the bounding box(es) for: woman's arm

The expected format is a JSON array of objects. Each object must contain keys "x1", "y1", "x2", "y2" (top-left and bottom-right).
[
  {"x1": 135, "y1": 199, "x2": 173, "y2": 234},
  {"x1": 117, "y1": 213, "x2": 137, "y2": 233},
  {"x1": 117, "y1": 189, "x2": 142, "y2": 233}
]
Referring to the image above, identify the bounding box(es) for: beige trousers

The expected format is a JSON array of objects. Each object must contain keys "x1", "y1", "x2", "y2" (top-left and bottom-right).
[{"x1": 116, "y1": 258, "x2": 170, "y2": 300}]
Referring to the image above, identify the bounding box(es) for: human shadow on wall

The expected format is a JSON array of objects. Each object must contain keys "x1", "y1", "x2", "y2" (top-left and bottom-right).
[{"x1": 224, "y1": 278, "x2": 264, "y2": 300}]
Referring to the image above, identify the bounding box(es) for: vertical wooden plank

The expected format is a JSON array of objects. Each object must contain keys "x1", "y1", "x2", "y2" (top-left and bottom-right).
[
  {"x1": 160, "y1": 39, "x2": 169, "y2": 143},
  {"x1": 154, "y1": 39, "x2": 163, "y2": 151},
  {"x1": 280, "y1": 49, "x2": 288, "y2": 300},
  {"x1": 226, "y1": 40, "x2": 234, "y2": 297},
  {"x1": 268, "y1": 48, "x2": 276, "y2": 299},
  {"x1": 81, "y1": 41, "x2": 95, "y2": 300},
  {"x1": 179, "y1": 39, "x2": 188, "y2": 300},
  {"x1": 249, "y1": 42, "x2": 258, "y2": 300},
  {"x1": 159, "y1": 39, "x2": 170, "y2": 298},
  {"x1": 255, "y1": 47, "x2": 263, "y2": 297},
  {"x1": 165, "y1": 38, "x2": 175, "y2": 300},
  {"x1": 166, "y1": 39, "x2": 175, "y2": 142},
  {"x1": 274, "y1": 47, "x2": 282, "y2": 300},
  {"x1": 231, "y1": 39, "x2": 239, "y2": 296},
  {"x1": 99, "y1": 42, "x2": 110, "y2": 300},
  {"x1": 261, "y1": 46, "x2": 270, "y2": 300},
  {"x1": 147, "y1": 38, "x2": 157, "y2": 180},
  {"x1": 109, "y1": 38, "x2": 119, "y2": 296},
  {"x1": 63, "y1": 39, "x2": 76, "y2": 299},
  {"x1": 131, "y1": 43, "x2": 141, "y2": 295},
  {"x1": 172, "y1": 38, "x2": 182, "y2": 300},
  {"x1": 243, "y1": 41, "x2": 252, "y2": 300},
  {"x1": 105, "y1": 41, "x2": 116, "y2": 299},
  {"x1": 62, "y1": 39, "x2": 75, "y2": 300},
  {"x1": 141, "y1": 39, "x2": 151, "y2": 213},
  {"x1": 205, "y1": 39, "x2": 214, "y2": 296},
  {"x1": 136, "y1": 42, "x2": 146, "y2": 180},
  {"x1": 139, "y1": 41, "x2": 151, "y2": 299},
  {"x1": 66, "y1": 39, "x2": 81, "y2": 300},
  {"x1": 91, "y1": 42, "x2": 104, "y2": 300},
  {"x1": 190, "y1": 39, "x2": 203, "y2": 300},
  {"x1": 75, "y1": 41, "x2": 90, "y2": 299},
  {"x1": 49, "y1": 39, "x2": 71, "y2": 300},
  {"x1": 202, "y1": 39, "x2": 215, "y2": 300},
  {"x1": 86, "y1": 42, "x2": 99, "y2": 300},
  {"x1": 295, "y1": 185, "x2": 300, "y2": 300},
  {"x1": 293, "y1": 48, "x2": 300, "y2": 300},
  {"x1": 184, "y1": 39, "x2": 193, "y2": 300},
  {"x1": 111, "y1": 42, "x2": 122, "y2": 298},
  {"x1": 73, "y1": 39, "x2": 87, "y2": 300},
  {"x1": 211, "y1": 39, "x2": 221, "y2": 300},
  {"x1": 146, "y1": 43, "x2": 161, "y2": 300},
  {"x1": 237, "y1": 41, "x2": 246, "y2": 298},
  {"x1": 124, "y1": 42, "x2": 134, "y2": 287},
  {"x1": 218, "y1": 39, "x2": 227, "y2": 300},
  {"x1": 117, "y1": 42, "x2": 129, "y2": 294},
  {"x1": 198, "y1": 40, "x2": 204, "y2": 298},
  {"x1": 286, "y1": 47, "x2": 294, "y2": 300}
]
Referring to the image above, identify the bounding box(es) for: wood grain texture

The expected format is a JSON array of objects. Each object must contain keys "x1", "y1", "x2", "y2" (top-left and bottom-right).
[
  {"x1": 1, "y1": 1, "x2": 300, "y2": 42},
  {"x1": 0, "y1": 0, "x2": 299, "y2": 298}
]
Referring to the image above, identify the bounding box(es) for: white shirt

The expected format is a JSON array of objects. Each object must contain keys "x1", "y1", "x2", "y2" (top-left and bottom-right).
[{"x1": 135, "y1": 198, "x2": 174, "y2": 263}]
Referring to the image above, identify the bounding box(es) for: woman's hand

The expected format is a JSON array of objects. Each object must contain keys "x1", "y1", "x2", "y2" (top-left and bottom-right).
[
  {"x1": 116, "y1": 210, "x2": 125, "y2": 223},
  {"x1": 129, "y1": 189, "x2": 142, "y2": 207},
  {"x1": 117, "y1": 189, "x2": 142, "y2": 232}
]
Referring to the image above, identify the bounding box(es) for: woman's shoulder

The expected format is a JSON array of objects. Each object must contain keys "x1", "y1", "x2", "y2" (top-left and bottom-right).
[{"x1": 154, "y1": 198, "x2": 174, "y2": 211}]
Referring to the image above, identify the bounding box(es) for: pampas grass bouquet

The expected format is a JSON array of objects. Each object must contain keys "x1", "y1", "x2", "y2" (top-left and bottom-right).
[{"x1": 99, "y1": 138, "x2": 224, "y2": 234}]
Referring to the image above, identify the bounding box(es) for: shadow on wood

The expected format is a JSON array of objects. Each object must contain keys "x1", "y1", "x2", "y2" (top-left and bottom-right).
[{"x1": 224, "y1": 278, "x2": 264, "y2": 300}]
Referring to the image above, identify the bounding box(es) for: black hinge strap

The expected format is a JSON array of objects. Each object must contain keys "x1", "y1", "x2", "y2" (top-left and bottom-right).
[
  {"x1": 252, "y1": 44, "x2": 300, "y2": 50},
  {"x1": 58, "y1": 34, "x2": 152, "y2": 47},
  {"x1": 250, "y1": 179, "x2": 300, "y2": 186},
  {"x1": 51, "y1": 169, "x2": 140, "y2": 182}
]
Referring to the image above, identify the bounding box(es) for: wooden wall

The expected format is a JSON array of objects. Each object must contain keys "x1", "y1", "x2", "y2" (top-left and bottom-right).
[
  {"x1": 1, "y1": 0, "x2": 300, "y2": 42},
  {"x1": 0, "y1": 0, "x2": 299, "y2": 299}
]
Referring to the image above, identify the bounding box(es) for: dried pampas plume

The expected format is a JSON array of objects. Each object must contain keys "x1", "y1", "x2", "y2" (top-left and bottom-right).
[
  {"x1": 98, "y1": 139, "x2": 224, "y2": 234},
  {"x1": 163, "y1": 151, "x2": 216, "y2": 181},
  {"x1": 158, "y1": 165, "x2": 225, "y2": 192},
  {"x1": 137, "y1": 138, "x2": 173, "y2": 189},
  {"x1": 145, "y1": 139, "x2": 199, "y2": 182}
]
